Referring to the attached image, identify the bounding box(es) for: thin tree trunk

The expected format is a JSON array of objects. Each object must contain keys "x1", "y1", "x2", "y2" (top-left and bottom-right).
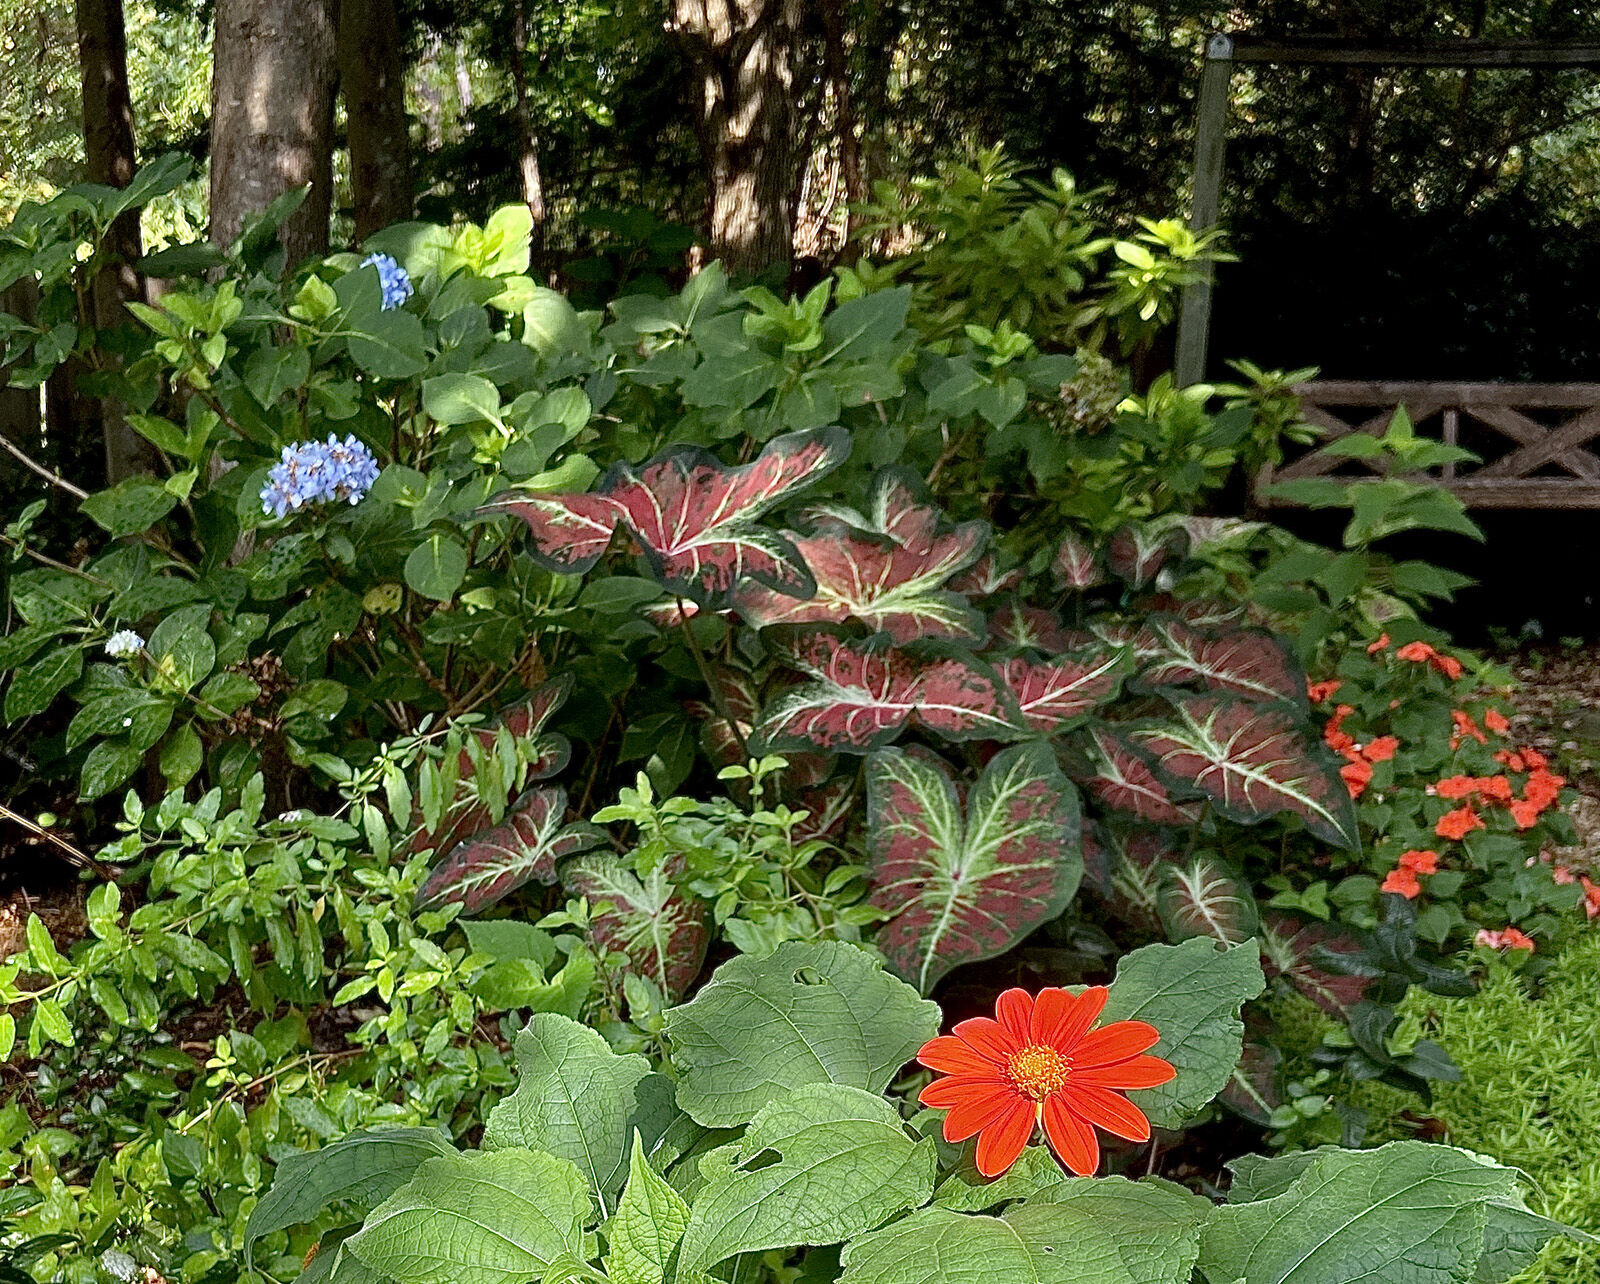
[
  {"x1": 340, "y1": 0, "x2": 413, "y2": 240},
  {"x1": 76, "y1": 0, "x2": 158, "y2": 482},
  {"x1": 817, "y1": 0, "x2": 863, "y2": 216},
  {"x1": 209, "y1": 0, "x2": 339, "y2": 264},
  {"x1": 509, "y1": 0, "x2": 546, "y2": 228},
  {"x1": 671, "y1": 0, "x2": 803, "y2": 278}
]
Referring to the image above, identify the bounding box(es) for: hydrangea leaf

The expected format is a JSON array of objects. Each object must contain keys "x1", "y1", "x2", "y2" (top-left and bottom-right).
[
  {"x1": 677, "y1": 1084, "x2": 936, "y2": 1272},
  {"x1": 866, "y1": 744, "x2": 1082, "y2": 994},
  {"x1": 483, "y1": 1014, "x2": 672, "y2": 1213},
  {"x1": 1101, "y1": 937, "x2": 1265, "y2": 1130},
  {"x1": 562, "y1": 854, "x2": 710, "y2": 1003},
  {"x1": 1138, "y1": 618, "x2": 1307, "y2": 709},
  {"x1": 993, "y1": 651, "x2": 1125, "y2": 733},
  {"x1": 346, "y1": 1147, "x2": 591, "y2": 1284},
  {"x1": 1157, "y1": 855, "x2": 1261, "y2": 947},
  {"x1": 1128, "y1": 695, "x2": 1360, "y2": 849},
  {"x1": 753, "y1": 633, "x2": 1020, "y2": 754},
  {"x1": 1075, "y1": 727, "x2": 1203, "y2": 826},
  {"x1": 244, "y1": 1126, "x2": 457, "y2": 1267},
  {"x1": 415, "y1": 786, "x2": 605, "y2": 914},
  {"x1": 663, "y1": 939, "x2": 940, "y2": 1127},
  {"x1": 1198, "y1": 1141, "x2": 1532, "y2": 1284},
  {"x1": 605, "y1": 1133, "x2": 693, "y2": 1284}
]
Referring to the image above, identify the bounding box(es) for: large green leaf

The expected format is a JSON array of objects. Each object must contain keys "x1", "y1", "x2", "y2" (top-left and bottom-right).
[
  {"x1": 664, "y1": 940, "x2": 940, "y2": 1127},
  {"x1": 606, "y1": 1133, "x2": 693, "y2": 1284},
  {"x1": 1100, "y1": 938, "x2": 1264, "y2": 1130},
  {"x1": 866, "y1": 743, "x2": 1082, "y2": 994},
  {"x1": 346, "y1": 1147, "x2": 590, "y2": 1284},
  {"x1": 243, "y1": 1127, "x2": 454, "y2": 1266},
  {"x1": 484, "y1": 1013, "x2": 673, "y2": 1214},
  {"x1": 678, "y1": 1084, "x2": 935, "y2": 1271},
  {"x1": 1198, "y1": 1142, "x2": 1527, "y2": 1284}
]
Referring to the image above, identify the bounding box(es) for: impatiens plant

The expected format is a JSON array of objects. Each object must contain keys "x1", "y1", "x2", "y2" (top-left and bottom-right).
[{"x1": 245, "y1": 939, "x2": 1586, "y2": 1284}]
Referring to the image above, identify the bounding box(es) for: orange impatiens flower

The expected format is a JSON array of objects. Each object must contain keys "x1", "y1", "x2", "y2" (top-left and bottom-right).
[
  {"x1": 1436, "y1": 804, "x2": 1486, "y2": 841},
  {"x1": 1381, "y1": 867, "x2": 1423, "y2": 899},
  {"x1": 917, "y1": 987, "x2": 1175, "y2": 1178},
  {"x1": 1450, "y1": 710, "x2": 1487, "y2": 748},
  {"x1": 1339, "y1": 754, "x2": 1374, "y2": 799},
  {"x1": 1476, "y1": 927, "x2": 1535, "y2": 952},
  {"x1": 1306, "y1": 678, "x2": 1342, "y2": 704},
  {"x1": 1395, "y1": 641, "x2": 1434, "y2": 663},
  {"x1": 1484, "y1": 708, "x2": 1511, "y2": 736},
  {"x1": 1367, "y1": 633, "x2": 1391, "y2": 654},
  {"x1": 1399, "y1": 849, "x2": 1440, "y2": 875},
  {"x1": 1431, "y1": 652, "x2": 1464, "y2": 680},
  {"x1": 1362, "y1": 735, "x2": 1400, "y2": 763}
]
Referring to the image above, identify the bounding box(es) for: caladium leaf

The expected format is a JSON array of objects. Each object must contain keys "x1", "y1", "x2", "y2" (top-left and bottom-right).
[
  {"x1": 949, "y1": 553, "x2": 1024, "y2": 597},
  {"x1": 562, "y1": 854, "x2": 710, "y2": 1002},
  {"x1": 986, "y1": 604, "x2": 1070, "y2": 653},
  {"x1": 1074, "y1": 726, "x2": 1203, "y2": 825},
  {"x1": 802, "y1": 466, "x2": 946, "y2": 553},
  {"x1": 1128, "y1": 695, "x2": 1360, "y2": 849},
  {"x1": 1085, "y1": 618, "x2": 1169, "y2": 667},
  {"x1": 866, "y1": 743, "x2": 1082, "y2": 994},
  {"x1": 753, "y1": 633, "x2": 1020, "y2": 753},
  {"x1": 1259, "y1": 913, "x2": 1371, "y2": 1017},
  {"x1": 686, "y1": 666, "x2": 762, "y2": 768},
  {"x1": 993, "y1": 650, "x2": 1125, "y2": 733},
  {"x1": 1220, "y1": 1039, "x2": 1284, "y2": 1127},
  {"x1": 1138, "y1": 618, "x2": 1308, "y2": 709},
  {"x1": 1157, "y1": 855, "x2": 1261, "y2": 946},
  {"x1": 1106, "y1": 523, "x2": 1188, "y2": 588},
  {"x1": 1052, "y1": 531, "x2": 1103, "y2": 589},
  {"x1": 417, "y1": 786, "x2": 606, "y2": 914},
  {"x1": 1091, "y1": 823, "x2": 1183, "y2": 934},
  {"x1": 487, "y1": 428, "x2": 848, "y2": 603},
  {"x1": 731, "y1": 521, "x2": 985, "y2": 643},
  {"x1": 791, "y1": 774, "x2": 857, "y2": 842}
]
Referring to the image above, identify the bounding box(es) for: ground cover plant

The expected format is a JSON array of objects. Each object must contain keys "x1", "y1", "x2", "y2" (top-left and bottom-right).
[{"x1": 0, "y1": 159, "x2": 1591, "y2": 1284}]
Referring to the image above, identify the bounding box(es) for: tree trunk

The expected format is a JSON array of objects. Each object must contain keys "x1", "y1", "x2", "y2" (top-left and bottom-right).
[
  {"x1": 509, "y1": 0, "x2": 546, "y2": 228},
  {"x1": 76, "y1": 0, "x2": 158, "y2": 482},
  {"x1": 817, "y1": 0, "x2": 863, "y2": 216},
  {"x1": 209, "y1": 0, "x2": 339, "y2": 264},
  {"x1": 672, "y1": 0, "x2": 802, "y2": 278},
  {"x1": 339, "y1": 0, "x2": 412, "y2": 241}
]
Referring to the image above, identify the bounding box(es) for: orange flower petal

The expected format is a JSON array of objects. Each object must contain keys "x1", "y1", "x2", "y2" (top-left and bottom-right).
[
  {"x1": 953, "y1": 1016, "x2": 1021, "y2": 1061},
  {"x1": 1062, "y1": 1083, "x2": 1152, "y2": 1142},
  {"x1": 993, "y1": 988, "x2": 1035, "y2": 1041},
  {"x1": 1032, "y1": 985, "x2": 1108, "y2": 1051},
  {"x1": 940, "y1": 1086, "x2": 1020, "y2": 1143},
  {"x1": 1071, "y1": 1019, "x2": 1161, "y2": 1069},
  {"x1": 1074, "y1": 1054, "x2": 1177, "y2": 1090},
  {"x1": 918, "y1": 1035, "x2": 1001, "y2": 1076},
  {"x1": 919, "y1": 1074, "x2": 1010, "y2": 1109},
  {"x1": 974, "y1": 1098, "x2": 1036, "y2": 1177},
  {"x1": 1043, "y1": 1094, "x2": 1100, "y2": 1176}
]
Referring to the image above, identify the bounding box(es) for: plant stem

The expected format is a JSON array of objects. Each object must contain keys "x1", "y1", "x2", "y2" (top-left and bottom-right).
[
  {"x1": 675, "y1": 595, "x2": 750, "y2": 760},
  {"x1": 0, "y1": 433, "x2": 89, "y2": 499}
]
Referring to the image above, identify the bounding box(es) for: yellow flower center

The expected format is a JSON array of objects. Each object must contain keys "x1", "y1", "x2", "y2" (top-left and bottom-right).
[{"x1": 1006, "y1": 1044, "x2": 1071, "y2": 1100}]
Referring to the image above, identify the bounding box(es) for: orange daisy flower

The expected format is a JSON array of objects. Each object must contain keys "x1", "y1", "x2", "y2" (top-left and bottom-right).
[
  {"x1": 916, "y1": 987, "x2": 1175, "y2": 1178},
  {"x1": 1436, "y1": 805, "x2": 1485, "y2": 841}
]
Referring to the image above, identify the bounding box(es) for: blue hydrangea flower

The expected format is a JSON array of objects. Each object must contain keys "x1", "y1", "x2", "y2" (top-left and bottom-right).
[
  {"x1": 260, "y1": 435, "x2": 381, "y2": 518},
  {"x1": 104, "y1": 629, "x2": 144, "y2": 658},
  {"x1": 360, "y1": 252, "x2": 413, "y2": 310}
]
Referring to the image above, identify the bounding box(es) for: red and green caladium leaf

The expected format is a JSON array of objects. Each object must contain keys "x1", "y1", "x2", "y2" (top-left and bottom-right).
[
  {"x1": 949, "y1": 552, "x2": 1024, "y2": 597},
  {"x1": 561, "y1": 853, "x2": 710, "y2": 1002},
  {"x1": 486, "y1": 427, "x2": 848, "y2": 603},
  {"x1": 1220, "y1": 1039, "x2": 1284, "y2": 1127},
  {"x1": 986, "y1": 604, "x2": 1070, "y2": 653},
  {"x1": 416, "y1": 786, "x2": 605, "y2": 914},
  {"x1": 1073, "y1": 726, "x2": 1203, "y2": 825},
  {"x1": 866, "y1": 743, "x2": 1082, "y2": 994},
  {"x1": 993, "y1": 651, "x2": 1125, "y2": 733},
  {"x1": 730, "y1": 521, "x2": 986, "y2": 643},
  {"x1": 802, "y1": 466, "x2": 948, "y2": 553},
  {"x1": 1260, "y1": 913, "x2": 1371, "y2": 1017},
  {"x1": 1157, "y1": 854, "x2": 1262, "y2": 946},
  {"x1": 753, "y1": 633, "x2": 1021, "y2": 754},
  {"x1": 1105, "y1": 523, "x2": 1188, "y2": 588},
  {"x1": 1127, "y1": 695, "x2": 1360, "y2": 849},
  {"x1": 1092, "y1": 823, "x2": 1184, "y2": 934},
  {"x1": 1052, "y1": 531, "x2": 1103, "y2": 589},
  {"x1": 1137, "y1": 617, "x2": 1308, "y2": 709}
]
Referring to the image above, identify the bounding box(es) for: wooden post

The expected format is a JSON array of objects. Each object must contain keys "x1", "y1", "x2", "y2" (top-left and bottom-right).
[{"x1": 1175, "y1": 33, "x2": 1233, "y2": 387}]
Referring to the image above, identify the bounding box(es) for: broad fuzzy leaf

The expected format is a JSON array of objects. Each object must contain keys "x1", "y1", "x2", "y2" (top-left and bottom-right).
[
  {"x1": 1106, "y1": 523, "x2": 1188, "y2": 588},
  {"x1": 866, "y1": 744, "x2": 1083, "y2": 994},
  {"x1": 607, "y1": 1134, "x2": 692, "y2": 1284},
  {"x1": 1139, "y1": 618, "x2": 1307, "y2": 709},
  {"x1": 754, "y1": 633, "x2": 1020, "y2": 753},
  {"x1": 986, "y1": 604, "x2": 1070, "y2": 653},
  {"x1": 1259, "y1": 913, "x2": 1370, "y2": 1017},
  {"x1": 416, "y1": 786, "x2": 605, "y2": 913},
  {"x1": 1101, "y1": 937, "x2": 1266, "y2": 1130},
  {"x1": 1076, "y1": 727, "x2": 1203, "y2": 826},
  {"x1": 562, "y1": 854, "x2": 710, "y2": 1002},
  {"x1": 949, "y1": 553, "x2": 1024, "y2": 597},
  {"x1": 663, "y1": 939, "x2": 940, "y2": 1127},
  {"x1": 488, "y1": 428, "x2": 848, "y2": 602},
  {"x1": 1157, "y1": 856, "x2": 1261, "y2": 947},
  {"x1": 1052, "y1": 531, "x2": 1103, "y2": 589},
  {"x1": 993, "y1": 650, "x2": 1124, "y2": 733},
  {"x1": 677, "y1": 1084, "x2": 936, "y2": 1271},
  {"x1": 731, "y1": 520, "x2": 985, "y2": 643},
  {"x1": 1129, "y1": 695, "x2": 1360, "y2": 849}
]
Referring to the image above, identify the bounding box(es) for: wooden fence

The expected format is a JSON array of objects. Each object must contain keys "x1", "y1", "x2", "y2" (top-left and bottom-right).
[{"x1": 1255, "y1": 381, "x2": 1600, "y2": 509}]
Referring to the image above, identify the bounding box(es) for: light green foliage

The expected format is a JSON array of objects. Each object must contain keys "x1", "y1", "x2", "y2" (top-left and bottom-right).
[{"x1": 606, "y1": 1134, "x2": 693, "y2": 1284}]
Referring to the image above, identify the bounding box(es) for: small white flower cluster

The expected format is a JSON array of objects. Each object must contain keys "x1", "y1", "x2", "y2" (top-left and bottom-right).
[{"x1": 104, "y1": 629, "x2": 144, "y2": 659}]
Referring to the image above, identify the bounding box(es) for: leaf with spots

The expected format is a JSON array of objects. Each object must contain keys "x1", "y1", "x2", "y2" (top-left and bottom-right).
[
  {"x1": 562, "y1": 854, "x2": 710, "y2": 1003},
  {"x1": 866, "y1": 743, "x2": 1082, "y2": 994},
  {"x1": 1074, "y1": 726, "x2": 1203, "y2": 826},
  {"x1": 992, "y1": 650, "x2": 1125, "y2": 733},
  {"x1": 1138, "y1": 618, "x2": 1307, "y2": 709}
]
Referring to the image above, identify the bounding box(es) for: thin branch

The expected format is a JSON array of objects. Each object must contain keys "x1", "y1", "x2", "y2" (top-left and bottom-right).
[
  {"x1": 0, "y1": 432, "x2": 89, "y2": 500},
  {"x1": 0, "y1": 802, "x2": 119, "y2": 879}
]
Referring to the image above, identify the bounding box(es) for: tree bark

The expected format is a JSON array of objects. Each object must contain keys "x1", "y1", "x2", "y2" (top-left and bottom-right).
[
  {"x1": 209, "y1": 0, "x2": 339, "y2": 264},
  {"x1": 509, "y1": 0, "x2": 546, "y2": 228},
  {"x1": 76, "y1": 0, "x2": 158, "y2": 481},
  {"x1": 672, "y1": 0, "x2": 803, "y2": 278},
  {"x1": 339, "y1": 0, "x2": 412, "y2": 241},
  {"x1": 817, "y1": 0, "x2": 863, "y2": 216}
]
